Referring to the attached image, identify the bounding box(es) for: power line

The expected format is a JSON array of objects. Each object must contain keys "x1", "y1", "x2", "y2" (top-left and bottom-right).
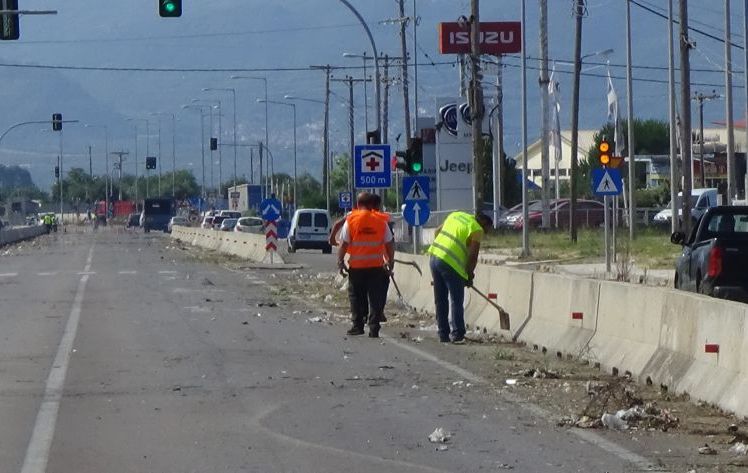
[{"x1": 630, "y1": 0, "x2": 744, "y2": 50}]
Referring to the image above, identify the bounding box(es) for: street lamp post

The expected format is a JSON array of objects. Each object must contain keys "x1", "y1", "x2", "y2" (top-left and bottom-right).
[
  {"x1": 83, "y1": 124, "x2": 109, "y2": 214},
  {"x1": 182, "y1": 105, "x2": 208, "y2": 207},
  {"x1": 151, "y1": 112, "x2": 177, "y2": 197},
  {"x1": 203, "y1": 87, "x2": 238, "y2": 193},
  {"x1": 258, "y1": 99, "x2": 297, "y2": 211},
  {"x1": 231, "y1": 76, "x2": 270, "y2": 197},
  {"x1": 342, "y1": 52, "x2": 370, "y2": 132},
  {"x1": 126, "y1": 117, "x2": 151, "y2": 204}
]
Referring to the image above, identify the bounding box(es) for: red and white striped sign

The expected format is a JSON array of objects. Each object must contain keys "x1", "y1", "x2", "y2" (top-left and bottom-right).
[{"x1": 265, "y1": 221, "x2": 278, "y2": 252}]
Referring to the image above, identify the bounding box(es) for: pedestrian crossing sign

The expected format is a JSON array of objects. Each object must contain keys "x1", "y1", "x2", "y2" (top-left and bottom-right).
[{"x1": 591, "y1": 168, "x2": 623, "y2": 196}]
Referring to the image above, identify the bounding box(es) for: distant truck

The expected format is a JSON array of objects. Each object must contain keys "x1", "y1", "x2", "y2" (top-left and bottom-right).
[
  {"x1": 671, "y1": 206, "x2": 748, "y2": 302},
  {"x1": 141, "y1": 198, "x2": 175, "y2": 233}
]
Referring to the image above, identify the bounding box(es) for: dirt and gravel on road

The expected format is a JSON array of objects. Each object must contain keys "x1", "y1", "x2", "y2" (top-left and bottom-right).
[{"x1": 175, "y1": 241, "x2": 748, "y2": 472}]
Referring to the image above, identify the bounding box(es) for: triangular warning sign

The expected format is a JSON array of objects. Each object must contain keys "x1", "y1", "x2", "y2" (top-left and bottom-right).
[
  {"x1": 596, "y1": 171, "x2": 618, "y2": 193},
  {"x1": 405, "y1": 180, "x2": 426, "y2": 201}
]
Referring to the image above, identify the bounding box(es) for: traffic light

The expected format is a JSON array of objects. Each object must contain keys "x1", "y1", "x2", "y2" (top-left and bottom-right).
[
  {"x1": 52, "y1": 113, "x2": 62, "y2": 131},
  {"x1": 408, "y1": 137, "x2": 423, "y2": 174},
  {"x1": 210, "y1": 137, "x2": 218, "y2": 151},
  {"x1": 0, "y1": 0, "x2": 20, "y2": 41},
  {"x1": 598, "y1": 140, "x2": 611, "y2": 167},
  {"x1": 54, "y1": 166, "x2": 59, "y2": 178},
  {"x1": 394, "y1": 150, "x2": 408, "y2": 173},
  {"x1": 366, "y1": 129, "x2": 381, "y2": 145},
  {"x1": 159, "y1": 0, "x2": 182, "y2": 17},
  {"x1": 146, "y1": 157, "x2": 157, "y2": 170}
]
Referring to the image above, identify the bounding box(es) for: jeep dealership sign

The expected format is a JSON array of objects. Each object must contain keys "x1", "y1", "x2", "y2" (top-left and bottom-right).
[{"x1": 438, "y1": 22, "x2": 521, "y2": 55}]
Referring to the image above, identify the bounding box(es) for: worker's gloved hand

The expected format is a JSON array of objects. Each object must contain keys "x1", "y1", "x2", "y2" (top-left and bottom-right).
[
  {"x1": 385, "y1": 262, "x2": 395, "y2": 275},
  {"x1": 465, "y1": 278, "x2": 474, "y2": 288},
  {"x1": 338, "y1": 260, "x2": 348, "y2": 277}
]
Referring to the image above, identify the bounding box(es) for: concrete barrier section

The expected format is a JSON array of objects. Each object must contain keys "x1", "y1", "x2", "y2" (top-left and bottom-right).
[
  {"x1": 518, "y1": 272, "x2": 599, "y2": 356},
  {"x1": 0, "y1": 225, "x2": 47, "y2": 246},
  {"x1": 171, "y1": 226, "x2": 285, "y2": 264}
]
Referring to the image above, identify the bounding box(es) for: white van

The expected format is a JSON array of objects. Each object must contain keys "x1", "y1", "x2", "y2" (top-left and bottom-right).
[
  {"x1": 654, "y1": 188, "x2": 719, "y2": 225},
  {"x1": 288, "y1": 209, "x2": 332, "y2": 253}
]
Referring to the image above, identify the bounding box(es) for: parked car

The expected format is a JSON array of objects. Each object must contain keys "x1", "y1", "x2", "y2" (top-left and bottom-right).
[
  {"x1": 654, "y1": 188, "x2": 719, "y2": 227},
  {"x1": 502, "y1": 199, "x2": 604, "y2": 230},
  {"x1": 167, "y1": 216, "x2": 189, "y2": 233},
  {"x1": 671, "y1": 206, "x2": 748, "y2": 302},
  {"x1": 218, "y1": 210, "x2": 242, "y2": 219},
  {"x1": 200, "y1": 216, "x2": 214, "y2": 229},
  {"x1": 497, "y1": 201, "x2": 538, "y2": 229},
  {"x1": 212, "y1": 215, "x2": 227, "y2": 230},
  {"x1": 287, "y1": 209, "x2": 332, "y2": 253},
  {"x1": 235, "y1": 216, "x2": 264, "y2": 234},
  {"x1": 126, "y1": 213, "x2": 141, "y2": 228},
  {"x1": 219, "y1": 218, "x2": 238, "y2": 231}
]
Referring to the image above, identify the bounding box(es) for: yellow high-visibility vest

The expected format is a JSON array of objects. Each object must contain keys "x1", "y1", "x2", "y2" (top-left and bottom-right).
[{"x1": 426, "y1": 211, "x2": 481, "y2": 280}]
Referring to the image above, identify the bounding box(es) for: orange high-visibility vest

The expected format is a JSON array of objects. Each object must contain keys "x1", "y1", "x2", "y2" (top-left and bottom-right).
[{"x1": 346, "y1": 210, "x2": 387, "y2": 269}]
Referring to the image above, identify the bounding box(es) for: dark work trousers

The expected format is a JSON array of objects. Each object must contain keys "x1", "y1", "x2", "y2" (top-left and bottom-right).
[
  {"x1": 430, "y1": 255, "x2": 467, "y2": 342},
  {"x1": 347, "y1": 266, "x2": 390, "y2": 330}
]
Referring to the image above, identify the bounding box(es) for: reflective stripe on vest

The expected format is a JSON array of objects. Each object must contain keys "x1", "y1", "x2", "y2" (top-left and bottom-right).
[{"x1": 426, "y1": 211, "x2": 479, "y2": 280}]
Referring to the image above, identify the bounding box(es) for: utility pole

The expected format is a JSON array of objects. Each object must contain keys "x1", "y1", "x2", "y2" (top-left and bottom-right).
[
  {"x1": 413, "y1": 0, "x2": 419, "y2": 126},
  {"x1": 157, "y1": 120, "x2": 162, "y2": 196},
  {"x1": 470, "y1": 0, "x2": 485, "y2": 213},
  {"x1": 744, "y1": 0, "x2": 748, "y2": 199},
  {"x1": 520, "y1": 0, "x2": 530, "y2": 256},
  {"x1": 694, "y1": 91, "x2": 720, "y2": 188},
  {"x1": 323, "y1": 66, "x2": 332, "y2": 211},
  {"x1": 494, "y1": 55, "x2": 505, "y2": 221},
  {"x1": 383, "y1": 55, "x2": 390, "y2": 144},
  {"x1": 668, "y1": 0, "x2": 679, "y2": 233},
  {"x1": 679, "y1": 0, "x2": 693, "y2": 235},
  {"x1": 333, "y1": 76, "x2": 370, "y2": 193},
  {"x1": 397, "y1": 0, "x2": 412, "y2": 140},
  {"x1": 725, "y1": 0, "x2": 736, "y2": 204},
  {"x1": 110, "y1": 151, "x2": 129, "y2": 201},
  {"x1": 626, "y1": 0, "x2": 636, "y2": 240},
  {"x1": 569, "y1": 0, "x2": 585, "y2": 243},
  {"x1": 539, "y1": 0, "x2": 551, "y2": 229}
]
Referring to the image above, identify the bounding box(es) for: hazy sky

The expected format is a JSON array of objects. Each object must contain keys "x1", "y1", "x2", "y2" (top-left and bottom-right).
[{"x1": 0, "y1": 0, "x2": 742, "y2": 189}]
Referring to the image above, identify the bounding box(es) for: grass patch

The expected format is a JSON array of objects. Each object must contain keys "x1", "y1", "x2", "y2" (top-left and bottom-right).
[
  {"x1": 483, "y1": 226, "x2": 680, "y2": 269},
  {"x1": 495, "y1": 348, "x2": 516, "y2": 361}
]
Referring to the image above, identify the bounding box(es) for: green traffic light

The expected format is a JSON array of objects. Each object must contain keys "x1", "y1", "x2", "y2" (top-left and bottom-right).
[
  {"x1": 164, "y1": 2, "x2": 176, "y2": 12},
  {"x1": 411, "y1": 162, "x2": 422, "y2": 173}
]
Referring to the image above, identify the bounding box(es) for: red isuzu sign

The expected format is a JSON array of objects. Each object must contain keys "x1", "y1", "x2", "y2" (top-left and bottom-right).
[{"x1": 438, "y1": 21, "x2": 522, "y2": 55}]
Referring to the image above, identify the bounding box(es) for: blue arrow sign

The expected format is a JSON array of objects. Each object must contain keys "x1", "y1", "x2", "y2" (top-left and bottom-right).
[
  {"x1": 354, "y1": 144, "x2": 391, "y2": 189},
  {"x1": 403, "y1": 201, "x2": 430, "y2": 227},
  {"x1": 260, "y1": 197, "x2": 282, "y2": 221},
  {"x1": 591, "y1": 168, "x2": 624, "y2": 196},
  {"x1": 402, "y1": 176, "x2": 429, "y2": 202},
  {"x1": 338, "y1": 191, "x2": 352, "y2": 210}
]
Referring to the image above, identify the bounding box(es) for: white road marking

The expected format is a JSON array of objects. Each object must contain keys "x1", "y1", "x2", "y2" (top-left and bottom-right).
[
  {"x1": 76, "y1": 271, "x2": 96, "y2": 276},
  {"x1": 383, "y1": 335, "x2": 659, "y2": 471},
  {"x1": 21, "y1": 246, "x2": 95, "y2": 473},
  {"x1": 0, "y1": 272, "x2": 18, "y2": 277},
  {"x1": 158, "y1": 270, "x2": 177, "y2": 274},
  {"x1": 37, "y1": 272, "x2": 57, "y2": 276},
  {"x1": 118, "y1": 270, "x2": 137, "y2": 275}
]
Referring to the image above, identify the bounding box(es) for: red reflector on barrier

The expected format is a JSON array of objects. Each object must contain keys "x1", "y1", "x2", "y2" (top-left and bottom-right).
[
  {"x1": 488, "y1": 293, "x2": 497, "y2": 299},
  {"x1": 705, "y1": 344, "x2": 720, "y2": 354},
  {"x1": 572, "y1": 312, "x2": 583, "y2": 320}
]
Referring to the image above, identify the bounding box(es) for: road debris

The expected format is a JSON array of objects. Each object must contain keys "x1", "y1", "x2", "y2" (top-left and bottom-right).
[
  {"x1": 307, "y1": 316, "x2": 323, "y2": 323},
  {"x1": 517, "y1": 367, "x2": 560, "y2": 379},
  {"x1": 428, "y1": 427, "x2": 451, "y2": 444},
  {"x1": 730, "y1": 442, "x2": 748, "y2": 456},
  {"x1": 257, "y1": 302, "x2": 278, "y2": 307},
  {"x1": 505, "y1": 379, "x2": 517, "y2": 386},
  {"x1": 698, "y1": 444, "x2": 718, "y2": 455},
  {"x1": 201, "y1": 277, "x2": 215, "y2": 286},
  {"x1": 601, "y1": 412, "x2": 629, "y2": 430}
]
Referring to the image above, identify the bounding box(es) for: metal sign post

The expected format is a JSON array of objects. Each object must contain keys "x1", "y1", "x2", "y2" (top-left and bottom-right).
[
  {"x1": 402, "y1": 176, "x2": 430, "y2": 254},
  {"x1": 592, "y1": 168, "x2": 623, "y2": 274}
]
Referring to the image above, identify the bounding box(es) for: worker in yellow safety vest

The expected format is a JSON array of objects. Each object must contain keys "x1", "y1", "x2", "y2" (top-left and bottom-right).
[{"x1": 426, "y1": 211, "x2": 492, "y2": 344}]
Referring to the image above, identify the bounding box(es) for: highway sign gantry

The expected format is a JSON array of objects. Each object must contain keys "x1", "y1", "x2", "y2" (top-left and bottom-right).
[
  {"x1": 354, "y1": 144, "x2": 391, "y2": 189},
  {"x1": 591, "y1": 168, "x2": 623, "y2": 196}
]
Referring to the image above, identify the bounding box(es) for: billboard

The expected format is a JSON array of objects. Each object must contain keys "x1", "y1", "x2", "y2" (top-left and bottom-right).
[{"x1": 438, "y1": 22, "x2": 522, "y2": 55}]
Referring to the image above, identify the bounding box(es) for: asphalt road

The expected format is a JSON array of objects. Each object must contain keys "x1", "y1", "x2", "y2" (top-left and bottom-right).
[{"x1": 1, "y1": 227, "x2": 655, "y2": 472}]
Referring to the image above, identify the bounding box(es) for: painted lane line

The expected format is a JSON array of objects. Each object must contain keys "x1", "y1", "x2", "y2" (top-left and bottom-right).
[
  {"x1": 118, "y1": 270, "x2": 137, "y2": 275},
  {"x1": 382, "y1": 335, "x2": 659, "y2": 472},
  {"x1": 158, "y1": 270, "x2": 177, "y2": 274},
  {"x1": 0, "y1": 272, "x2": 18, "y2": 277},
  {"x1": 76, "y1": 271, "x2": 96, "y2": 276},
  {"x1": 37, "y1": 272, "x2": 57, "y2": 277},
  {"x1": 20, "y1": 246, "x2": 94, "y2": 473}
]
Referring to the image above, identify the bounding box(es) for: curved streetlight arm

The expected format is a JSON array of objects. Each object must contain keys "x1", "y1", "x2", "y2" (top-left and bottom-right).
[
  {"x1": 338, "y1": 0, "x2": 381, "y2": 134},
  {"x1": 0, "y1": 120, "x2": 78, "y2": 148}
]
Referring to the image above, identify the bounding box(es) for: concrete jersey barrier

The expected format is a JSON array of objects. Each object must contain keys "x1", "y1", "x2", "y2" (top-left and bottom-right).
[
  {"x1": 389, "y1": 249, "x2": 748, "y2": 418},
  {"x1": 0, "y1": 225, "x2": 47, "y2": 246},
  {"x1": 170, "y1": 226, "x2": 286, "y2": 264}
]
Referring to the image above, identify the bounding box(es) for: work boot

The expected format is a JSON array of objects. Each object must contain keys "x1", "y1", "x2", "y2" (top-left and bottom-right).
[
  {"x1": 346, "y1": 326, "x2": 365, "y2": 336},
  {"x1": 368, "y1": 326, "x2": 380, "y2": 338}
]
